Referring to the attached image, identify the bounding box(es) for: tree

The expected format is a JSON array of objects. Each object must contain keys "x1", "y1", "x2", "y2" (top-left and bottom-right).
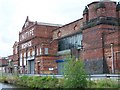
[{"x1": 64, "y1": 56, "x2": 87, "y2": 88}]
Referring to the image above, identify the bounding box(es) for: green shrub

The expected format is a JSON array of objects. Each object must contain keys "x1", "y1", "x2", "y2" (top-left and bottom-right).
[
  {"x1": 57, "y1": 78, "x2": 65, "y2": 88},
  {"x1": 87, "y1": 80, "x2": 99, "y2": 88},
  {"x1": 26, "y1": 76, "x2": 35, "y2": 88},
  {"x1": 44, "y1": 76, "x2": 59, "y2": 88},
  {"x1": 33, "y1": 76, "x2": 43, "y2": 88},
  {"x1": 19, "y1": 75, "x2": 28, "y2": 86},
  {"x1": 14, "y1": 76, "x2": 60, "y2": 88},
  {"x1": 0, "y1": 76, "x2": 7, "y2": 83},
  {"x1": 1, "y1": 74, "x2": 119, "y2": 89},
  {"x1": 95, "y1": 79, "x2": 119, "y2": 88},
  {"x1": 63, "y1": 57, "x2": 88, "y2": 88}
]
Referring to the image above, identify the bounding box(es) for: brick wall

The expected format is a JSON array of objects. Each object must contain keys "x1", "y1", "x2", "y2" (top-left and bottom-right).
[
  {"x1": 35, "y1": 55, "x2": 57, "y2": 74},
  {"x1": 53, "y1": 19, "x2": 83, "y2": 40},
  {"x1": 88, "y1": 1, "x2": 116, "y2": 20},
  {"x1": 82, "y1": 1, "x2": 120, "y2": 73},
  {"x1": 0, "y1": 58, "x2": 8, "y2": 66},
  {"x1": 104, "y1": 30, "x2": 120, "y2": 72},
  {"x1": 17, "y1": 17, "x2": 60, "y2": 74}
]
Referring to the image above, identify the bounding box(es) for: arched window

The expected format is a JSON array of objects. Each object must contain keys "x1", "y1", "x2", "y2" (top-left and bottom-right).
[
  {"x1": 24, "y1": 52, "x2": 26, "y2": 66},
  {"x1": 32, "y1": 50, "x2": 35, "y2": 56},
  {"x1": 57, "y1": 31, "x2": 61, "y2": 37},
  {"x1": 28, "y1": 51, "x2": 30, "y2": 57},
  {"x1": 24, "y1": 52, "x2": 26, "y2": 58}
]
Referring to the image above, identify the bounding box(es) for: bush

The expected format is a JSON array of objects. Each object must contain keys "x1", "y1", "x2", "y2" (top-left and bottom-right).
[
  {"x1": 57, "y1": 78, "x2": 65, "y2": 88},
  {"x1": 33, "y1": 76, "x2": 43, "y2": 88},
  {"x1": 1, "y1": 74, "x2": 119, "y2": 88},
  {"x1": 26, "y1": 76, "x2": 35, "y2": 88},
  {"x1": 19, "y1": 75, "x2": 28, "y2": 86},
  {"x1": 95, "y1": 79, "x2": 119, "y2": 88},
  {"x1": 0, "y1": 76, "x2": 7, "y2": 83},
  {"x1": 18, "y1": 75, "x2": 59, "y2": 88},
  {"x1": 63, "y1": 57, "x2": 88, "y2": 88},
  {"x1": 44, "y1": 76, "x2": 59, "y2": 88}
]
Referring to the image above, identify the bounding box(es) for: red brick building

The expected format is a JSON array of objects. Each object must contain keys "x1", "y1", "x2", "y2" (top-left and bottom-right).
[
  {"x1": 0, "y1": 57, "x2": 8, "y2": 73},
  {"x1": 13, "y1": 0, "x2": 120, "y2": 74},
  {"x1": 15, "y1": 16, "x2": 61, "y2": 74},
  {"x1": 12, "y1": 41, "x2": 19, "y2": 73},
  {"x1": 53, "y1": 0, "x2": 120, "y2": 74},
  {"x1": 82, "y1": 1, "x2": 120, "y2": 74},
  {"x1": 5, "y1": 55, "x2": 15, "y2": 73}
]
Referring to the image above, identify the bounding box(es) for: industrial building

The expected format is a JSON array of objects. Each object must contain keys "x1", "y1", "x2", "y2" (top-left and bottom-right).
[{"x1": 12, "y1": 0, "x2": 120, "y2": 74}]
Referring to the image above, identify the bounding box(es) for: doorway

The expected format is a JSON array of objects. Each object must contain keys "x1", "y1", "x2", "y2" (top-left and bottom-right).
[{"x1": 28, "y1": 60, "x2": 34, "y2": 74}]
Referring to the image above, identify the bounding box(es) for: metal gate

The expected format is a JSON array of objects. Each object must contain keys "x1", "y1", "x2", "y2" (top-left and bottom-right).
[
  {"x1": 28, "y1": 60, "x2": 34, "y2": 74},
  {"x1": 57, "y1": 62, "x2": 64, "y2": 75}
]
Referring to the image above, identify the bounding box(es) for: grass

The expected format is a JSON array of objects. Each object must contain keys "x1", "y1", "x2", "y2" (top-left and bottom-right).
[
  {"x1": 0, "y1": 75, "x2": 119, "y2": 89},
  {"x1": 88, "y1": 78, "x2": 119, "y2": 88}
]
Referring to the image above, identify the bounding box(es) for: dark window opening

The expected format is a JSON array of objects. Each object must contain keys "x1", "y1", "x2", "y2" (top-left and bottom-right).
[{"x1": 58, "y1": 33, "x2": 82, "y2": 51}]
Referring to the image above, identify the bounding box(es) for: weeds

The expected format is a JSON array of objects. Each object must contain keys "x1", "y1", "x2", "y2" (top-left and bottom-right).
[{"x1": 0, "y1": 75, "x2": 119, "y2": 88}]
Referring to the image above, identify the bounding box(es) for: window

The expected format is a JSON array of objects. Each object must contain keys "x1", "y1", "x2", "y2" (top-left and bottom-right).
[
  {"x1": 15, "y1": 46, "x2": 17, "y2": 54},
  {"x1": 74, "y1": 25, "x2": 78, "y2": 30},
  {"x1": 37, "y1": 48, "x2": 39, "y2": 56},
  {"x1": 24, "y1": 59, "x2": 26, "y2": 66},
  {"x1": 24, "y1": 52, "x2": 26, "y2": 58},
  {"x1": 45, "y1": 48, "x2": 48, "y2": 55},
  {"x1": 24, "y1": 52, "x2": 26, "y2": 66},
  {"x1": 40, "y1": 48, "x2": 42, "y2": 55},
  {"x1": 25, "y1": 22, "x2": 29, "y2": 28},
  {"x1": 32, "y1": 50, "x2": 35, "y2": 56},
  {"x1": 28, "y1": 51, "x2": 30, "y2": 57},
  {"x1": 20, "y1": 53, "x2": 22, "y2": 66},
  {"x1": 58, "y1": 33, "x2": 82, "y2": 51},
  {"x1": 57, "y1": 31, "x2": 61, "y2": 37}
]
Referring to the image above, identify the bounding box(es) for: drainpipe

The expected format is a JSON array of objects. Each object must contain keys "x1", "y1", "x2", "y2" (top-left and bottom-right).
[
  {"x1": 101, "y1": 33, "x2": 105, "y2": 73},
  {"x1": 110, "y1": 43, "x2": 115, "y2": 73},
  {"x1": 17, "y1": 45, "x2": 20, "y2": 74}
]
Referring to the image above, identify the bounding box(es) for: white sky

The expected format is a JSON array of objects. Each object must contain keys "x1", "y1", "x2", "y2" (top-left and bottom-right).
[{"x1": 0, "y1": 0, "x2": 119, "y2": 57}]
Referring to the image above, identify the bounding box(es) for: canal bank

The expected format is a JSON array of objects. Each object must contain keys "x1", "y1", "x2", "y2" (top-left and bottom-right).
[
  {"x1": 0, "y1": 75, "x2": 61, "y2": 88},
  {"x1": 0, "y1": 74, "x2": 119, "y2": 89},
  {"x1": 0, "y1": 83, "x2": 25, "y2": 89}
]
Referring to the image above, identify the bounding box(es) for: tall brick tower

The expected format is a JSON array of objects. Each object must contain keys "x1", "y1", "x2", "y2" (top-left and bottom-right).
[{"x1": 82, "y1": 1, "x2": 119, "y2": 74}]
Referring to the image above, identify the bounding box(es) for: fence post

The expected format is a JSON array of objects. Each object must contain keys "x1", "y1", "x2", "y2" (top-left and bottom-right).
[{"x1": 89, "y1": 74, "x2": 91, "y2": 88}]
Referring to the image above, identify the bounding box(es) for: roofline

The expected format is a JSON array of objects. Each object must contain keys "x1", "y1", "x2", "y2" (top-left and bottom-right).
[
  {"x1": 88, "y1": 1, "x2": 116, "y2": 7},
  {"x1": 36, "y1": 22, "x2": 62, "y2": 27},
  {"x1": 52, "y1": 18, "x2": 83, "y2": 32},
  {"x1": 88, "y1": 1, "x2": 99, "y2": 7}
]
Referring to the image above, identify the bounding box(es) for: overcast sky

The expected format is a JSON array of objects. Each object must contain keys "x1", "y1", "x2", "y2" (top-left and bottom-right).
[{"x1": 0, "y1": 0, "x2": 119, "y2": 57}]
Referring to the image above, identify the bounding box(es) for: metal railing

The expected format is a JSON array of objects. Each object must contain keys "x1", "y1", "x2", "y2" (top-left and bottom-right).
[
  {"x1": 88, "y1": 74, "x2": 120, "y2": 81},
  {"x1": 1, "y1": 72, "x2": 120, "y2": 81},
  {"x1": 19, "y1": 74, "x2": 120, "y2": 80}
]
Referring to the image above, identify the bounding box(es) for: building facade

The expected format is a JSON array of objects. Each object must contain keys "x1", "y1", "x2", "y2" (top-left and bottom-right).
[
  {"x1": 0, "y1": 57, "x2": 8, "y2": 73},
  {"x1": 12, "y1": 0, "x2": 120, "y2": 74},
  {"x1": 82, "y1": 1, "x2": 120, "y2": 74},
  {"x1": 16, "y1": 17, "x2": 61, "y2": 74}
]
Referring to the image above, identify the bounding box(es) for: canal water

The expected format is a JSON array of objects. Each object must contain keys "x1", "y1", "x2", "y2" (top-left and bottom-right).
[{"x1": 0, "y1": 83, "x2": 26, "y2": 90}]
